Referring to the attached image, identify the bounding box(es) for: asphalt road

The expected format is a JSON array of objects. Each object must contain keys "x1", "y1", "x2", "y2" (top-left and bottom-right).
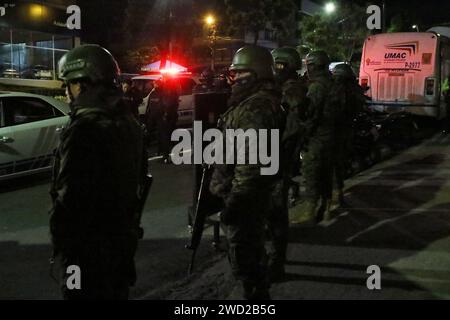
[
  {"x1": 0, "y1": 158, "x2": 218, "y2": 300},
  {"x1": 2, "y1": 129, "x2": 450, "y2": 300},
  {"x1": 166, "y1": 132, "x2": 450, "y2": 300},
  {"x1": 271, "y1": 132, "x2": 450, "y2": 300}
]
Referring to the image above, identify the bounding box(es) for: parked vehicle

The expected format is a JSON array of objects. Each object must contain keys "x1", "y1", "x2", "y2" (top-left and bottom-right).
[
  {"x1": 0, "y1": 92, "x2": 70, "y2": 180},
  {"x1": 2, "y1": 68, "x2": 20, "y2": 78},
  {"x1": 132, "y1": 72, "x2": 200, "y2": 127},
  {"x1": 22, "y1": 65, "x2": 54, "y2": 80},
  {"x1": 360, "y1": 31, "x2": 450, "y2": 119}
]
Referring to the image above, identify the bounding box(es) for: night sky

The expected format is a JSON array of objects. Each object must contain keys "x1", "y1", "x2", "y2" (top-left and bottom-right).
[
  {"x1": 388, "y1": 0, "x2": 450, "y2": 27},
  {"x1": 355, "y1": 0, "x2": 450, "y2": 29},
  {"x1": 75, "y1": 0, "x2": 450, "y2": 55}
]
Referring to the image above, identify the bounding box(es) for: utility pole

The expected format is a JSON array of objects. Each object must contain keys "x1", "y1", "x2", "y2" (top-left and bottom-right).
[
  {"x1": 210, "y1": 26, "x2": 216, "y2": 72},
  {"x1": 169, "y1": 9, "x2": 173, "y2": 68},
  {"x1": 204, "y1": 15, "x2": 217, "y2": 72}
]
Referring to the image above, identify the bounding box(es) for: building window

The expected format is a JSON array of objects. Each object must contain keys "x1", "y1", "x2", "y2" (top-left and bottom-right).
[{"x1": 0, "y1": 28, "x2": 71, "y2": 80}]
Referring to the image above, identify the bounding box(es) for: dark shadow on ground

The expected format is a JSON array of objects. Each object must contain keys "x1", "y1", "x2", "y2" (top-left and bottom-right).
[
  {"x1": 290, "y1": 154, "x2": 448, "y2": 249},
  {"x1": 0, "y1": 237, "x2": 218, "y2": 300},
  {"x1": 285, "y1": 149, "x2": 450, "y2": 299},
  {"x1": 0, "y1": 172, "x2": 52, "y2": 194}
]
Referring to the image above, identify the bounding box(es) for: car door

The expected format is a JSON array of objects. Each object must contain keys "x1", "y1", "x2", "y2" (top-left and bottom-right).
[
  {"x1": 2, "y1": 97, "x2": 66, "y2": 173},
  {"x1": 177, "y1": 77, "x2": 197, "y2": 126},
  {"x1": 0, "y1": 100, "x2": 15, "y2": 176}
]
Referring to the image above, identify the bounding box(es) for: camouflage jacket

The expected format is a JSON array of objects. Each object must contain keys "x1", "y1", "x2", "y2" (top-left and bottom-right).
[
  {"x1": 49, "y1": 87, "x2": 147, "y2": 250},
  {"x1": 344, "y1": 81, "x2": 367, "y2": 124},
  {"x1": 209, "y1": 81, "x2": 283, "y2": 210},
  {"x1": 331, "y1": 78, "x2": 366, "y2": 134},
  {"x1": 280, "y1": 78, "x2": 308, "y2": 177},
  {"x1": 303, "y1": 71, "x2": 340, "y2": 141}
]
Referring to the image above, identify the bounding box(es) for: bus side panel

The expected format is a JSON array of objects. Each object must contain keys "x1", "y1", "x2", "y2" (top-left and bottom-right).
[{"x1": 360, "y1": 32, "x2": 440, "y2": 118}]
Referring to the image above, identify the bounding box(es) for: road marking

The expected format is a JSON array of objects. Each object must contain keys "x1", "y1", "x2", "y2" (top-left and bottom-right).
[{"x1": 345, "y1": 207, "x2": 450, "y2": 244}]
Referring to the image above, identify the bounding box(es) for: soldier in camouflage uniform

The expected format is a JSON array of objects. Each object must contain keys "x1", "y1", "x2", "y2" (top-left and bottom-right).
[
  {"x1": 331, "y1": 64, "x2": 366, "y2": 209},
  {"x1": 268, "y1": 47, "x2": 307, "y2": 280},
  {"x1": 209, "y1": 46, "x2": 283, "y2": 299},
  {"x1": 290, "y1": 50, "x2": 338, "y2": 225},
  {"x1": 50, "y1": 45, "x2": 147, "y2": 299}
]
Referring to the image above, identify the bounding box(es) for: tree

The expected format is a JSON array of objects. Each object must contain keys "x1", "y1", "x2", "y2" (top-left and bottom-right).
[
  {"x1": 299, "y1": 1, "x2": 369, "y2": 62},
  {"x1": 224, "y1": 0, "x2": 297, "y2": 45},
  {"x1": 121, "y1": 0, "x2": 200, "y2": 69},
  {"x1": 123, "y1": 46, "x2": 161, "y2": 73},
  {"x1": 387, "y1": 14, "x2": 410, "y2": 33}
]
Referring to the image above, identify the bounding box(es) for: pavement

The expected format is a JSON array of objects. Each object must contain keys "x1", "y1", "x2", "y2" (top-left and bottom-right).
[
  {"x1": 2, "y1": 132, "x2": 450, "y2": 300},
  {"x1": 165, "y1": 132, "x2": 450, "y2": 300},
  {"x1": 0, "y1": 157, "x2": 218, "y2": 300}
]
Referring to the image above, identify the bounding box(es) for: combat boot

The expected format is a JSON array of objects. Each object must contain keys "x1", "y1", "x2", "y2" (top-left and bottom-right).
[
  {"x1": 331, "y1": 188, "x2": 348, "y2": 211},
  {"x1": 289, "y1": 200, "x2": 317, "y2": 227},
  {"x1": 330, "y1": 189, "x2": 341, "y2": 211}
]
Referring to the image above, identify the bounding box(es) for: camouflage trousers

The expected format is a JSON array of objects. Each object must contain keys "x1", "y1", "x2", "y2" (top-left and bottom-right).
[
  {"x1": 298, "y1": 139, "x2": 334, "y2": 220},
  {"x1": 224, "y1": 206, "x2": 269, "y2": 294},
  {"x1": 333, "y1": 131, "x2": 352, "y2": 191}
]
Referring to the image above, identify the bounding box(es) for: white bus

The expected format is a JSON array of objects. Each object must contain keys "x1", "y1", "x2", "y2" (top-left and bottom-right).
[{"x1": 359, "y1": 31, "x2": 450, "y2": 119}]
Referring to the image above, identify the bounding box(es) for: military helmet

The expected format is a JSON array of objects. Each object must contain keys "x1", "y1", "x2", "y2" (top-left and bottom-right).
[
  {"x1": 58, "y1": 44, "x2": 120, "y2": 84},
  {"x1": 271, "y1": 47, "x2": 302, "y2": 71},
  {"x1": 331, "y1": 63, "x2": 355, "y2": 80},
  {"x1": 305, "y1": 50, "x2": 331, "y2": 68},
  {"x1": 230, "y1": 46, "x2": 275, "y2": 80}
]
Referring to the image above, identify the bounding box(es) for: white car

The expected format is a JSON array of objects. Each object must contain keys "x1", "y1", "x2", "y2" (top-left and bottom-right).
[
  {"x1": 0, "y1": 92, "x2": 70, "y2": 180},
  {"x1": 132, "y1": 73, "x2": 200, "y2": 127}
]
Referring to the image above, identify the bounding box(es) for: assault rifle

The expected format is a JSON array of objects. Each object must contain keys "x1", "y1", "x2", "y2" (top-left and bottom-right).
[
  {"x1": 185, "y1": 164, "x2": 215, "y2": 275},
  {"x1": 186, "y1": 165, "x2": 222, "y2": 275},
  {"x1": 186, "y1": 92, "x2": 228, "y2": 275}
]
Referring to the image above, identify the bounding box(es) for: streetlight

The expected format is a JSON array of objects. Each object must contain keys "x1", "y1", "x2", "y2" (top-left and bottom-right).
[
  {"x1": 324, "y1": 2, "x2": 336, "y2": 14},
  {"x1": 412, "y1": 25, "x2": 420, "y2": 32},
  {"x1": 204, "y1": 14, "x2": 217, "y2": 72},
  {"x1": 205, "y1": 15, "x2": 216, "y2": 26},
  {"x1": 29, "y1": 4, "x2": 47, "y2": 20}
]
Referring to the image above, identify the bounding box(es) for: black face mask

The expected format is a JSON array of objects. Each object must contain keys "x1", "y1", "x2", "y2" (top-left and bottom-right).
[
  {"x1": 231, "y1": 72, "x2": 256, "y2": 94},
  {"x1": 228, "y1": 72, "x2": 258, "y2": 106},
  {"x1": 275, "y1": 68, "x2": 291, "y2": 85}
]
